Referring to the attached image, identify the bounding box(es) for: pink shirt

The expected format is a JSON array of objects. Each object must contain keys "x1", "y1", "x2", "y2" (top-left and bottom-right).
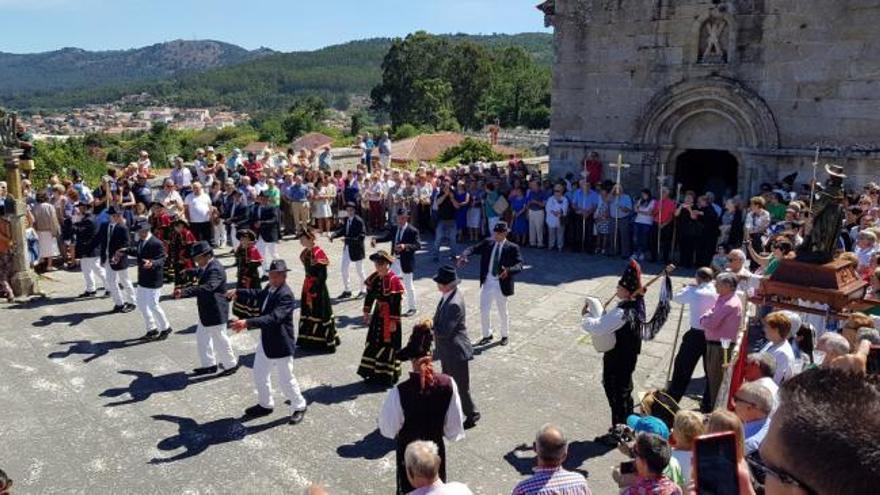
[{"x1": 700, "y1": 292, "x2": 742, "y2": 342}]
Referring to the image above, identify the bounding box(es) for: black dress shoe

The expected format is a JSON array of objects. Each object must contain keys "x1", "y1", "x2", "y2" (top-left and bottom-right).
[
  {"x1": 337, "y1": 291, "x2": 352, "y2": 299},
  {"x1": 289, "y1": 408, "x2": 307, "y2": 425},
  {"x1": 217, "y1": 363, "x2": 240, "y2": 376},
  {"x1": 121, "y1": 303, "x2": 137, "y2": 313},
  {"x1": 78, "y1": 291, "x2": 96, "y2": 298},
  {"x1": 244, "y1": 404, "x2": 274, "y2": 418},
  {"x1": 157, "y1": 328, "x2": 173, "y2": 340},
  {"x1": 464, "y1": 412, "x2": 481, "y2": 429},
  {"x1": 403, "y1": 308, "x2": 417, "y2": 317},
  {"x1": 144, "y1": 329, "x2": 160, "y2": 339},
  {"x1": 476, "y1": 336, "x2": 494, "y2": 346},
  {"x1": 104, "y1": 290, "x2": 111, "y2": 297},
  {"x1": 500, "y1": 337, "x2": 509, "y2": 346},
  {"x1": 112, "y1": 305, "x2": 125, "y2": 313},
  {"x1": 192, "y1": 365, "x2": 219, "y2": 375}
]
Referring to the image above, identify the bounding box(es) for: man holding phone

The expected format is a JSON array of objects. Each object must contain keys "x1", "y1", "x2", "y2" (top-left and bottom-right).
[{"x1": 621, "y1": 433, "x2": 682, "y2": 495}]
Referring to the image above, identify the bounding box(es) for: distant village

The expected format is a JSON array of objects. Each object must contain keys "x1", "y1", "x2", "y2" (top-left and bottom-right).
[{"x1": 22, "y1": 93, "x2": 251, "y2": 139}]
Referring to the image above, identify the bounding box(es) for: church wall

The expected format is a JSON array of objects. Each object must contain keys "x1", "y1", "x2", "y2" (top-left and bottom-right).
[{"x1": 548, "y1": 0, "x2": 880, "y2": 193}]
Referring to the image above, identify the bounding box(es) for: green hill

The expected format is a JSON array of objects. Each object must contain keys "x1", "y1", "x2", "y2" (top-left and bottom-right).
[{"x1": 1, "y1": 33, "x2": 552, "y2": 113}]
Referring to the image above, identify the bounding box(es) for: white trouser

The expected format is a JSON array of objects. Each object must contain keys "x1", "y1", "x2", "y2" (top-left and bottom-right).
[
  {"x1": 480, "y1": 277, "x2": 509, "y2": 339},
  {"x1": 196, "y1": 322, "x2": 237, "y2": 368},
  {"x1": 528, "y1": 210, "x2": 545, "y2": 247},
  {"x1": 230, "y1": 225, "x2": 240, "y2": 249},
  {"x1": 105, "y1": 263, "x2": 136, "y2": 306},
  {"x1": 256, "y1": 239, "x2": 278, "y2": 273},
  {"x1": 81, "y1": 257, "x2": 106, "y2": 292},
  {"x1": 214, "y1": 223, "x2": 227, "y2": 248},
  {"x1": 253, "y1": 342, "x2": 307, "y2": 413},
  {"x1": 391, "y1": 259, "x2": 416, "y2": 311},
  {"x1": 548, "y1": 225, "x2": 564, "y2": 250},
  {"x1": 341, "y1": 246, "x2": 365, "y2": 293},
  {"x1": 135, "y1": 286, "x2": 170, "y2": 332}
]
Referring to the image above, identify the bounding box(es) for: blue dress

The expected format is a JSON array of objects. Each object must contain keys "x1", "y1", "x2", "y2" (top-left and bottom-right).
[
  {"x1": 454, "y1": 192, "x2": 469, "y2": 230},
  {"x1": 510, "y1": 196, "x2": 528, "y2": 235}
]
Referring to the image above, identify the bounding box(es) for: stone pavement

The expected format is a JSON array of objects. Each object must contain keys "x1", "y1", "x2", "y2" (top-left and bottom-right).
[{"x1": 1, "y1": 233, "x2": 704, "y2": 494}]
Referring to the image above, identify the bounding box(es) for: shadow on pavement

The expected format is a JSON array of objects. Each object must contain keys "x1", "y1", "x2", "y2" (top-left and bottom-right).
[
  {"x1": 34, "y1": 308, "x2": 117, "y2": 327},
  {"x1": 100, "y1": 368, "x2": 239, "y2": 407},
  {"x1": 48, "y1": 337, "x2": 153, "y2": 363},
  {"x1": 149, "y1": 414, "x2": 289, "y2": 464},
  {"x1": 336, "y1": 429, "x2": 395, "y2": 460},
  {"x1": 304, "y1": 380, "x2": 387, "y2": 406}
]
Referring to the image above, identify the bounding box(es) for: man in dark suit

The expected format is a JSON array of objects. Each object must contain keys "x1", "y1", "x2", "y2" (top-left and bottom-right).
[
  {"x1": 118, "y1": 220, "x2": 173, "y2": 340},
  {"x1": 372, "y1": 207, "x2": 420, "y2": 316},
  {"x1": 74, "y1": 202, "x2": 107, "y2": 298},
  {"x1": 223, "y1": 189, "x2": 249, "y2": 248},
  {"x1": 228, "y1": 259, "x2": 308, "y2": 425},
  {"x1": 432, "y1": 265, "x2": 480, "y2": 428},
  {"x1": 458, "y1": 221, "x2": 524, "y2": 346},
  {"x1": 175, "y1": 241, "x2": 239, "y2": 376},
  {"x1": 330, "y1": 201, "x2": 366, "y2": 299},
  {"x1": 98, "y1": 206, "x2": 136, "y2": 313},
  {"x1": 250, "y1": 191, "x2": 279, "y2": 274}
]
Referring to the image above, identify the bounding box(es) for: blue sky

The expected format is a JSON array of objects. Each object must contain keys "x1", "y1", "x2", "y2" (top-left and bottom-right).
[{"x1": 0, "y1": 0, "x2": 550, "y2": 54}]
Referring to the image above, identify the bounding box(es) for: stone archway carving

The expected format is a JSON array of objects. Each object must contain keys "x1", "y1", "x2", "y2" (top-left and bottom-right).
[{"x1": 637, "y1": 76, "x2": 780, "y2": 150}]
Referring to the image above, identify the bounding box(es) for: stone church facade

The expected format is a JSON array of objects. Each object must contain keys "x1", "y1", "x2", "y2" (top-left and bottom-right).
[{"x1": 541, "y1": 0, "x2": 880, "y2": 199}]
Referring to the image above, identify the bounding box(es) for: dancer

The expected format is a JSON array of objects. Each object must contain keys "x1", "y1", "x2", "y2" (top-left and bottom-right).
[
  {"x1": 170, "y1": 218, "x2": 198, "y2": 291},
  {"x1": 357, "y1": 250, "x2": 404, "y2": 386},
  {"x1": 251, "y1": 191, "x2": 280, "y2": 274},
  {"x1": 227, "y1": 259, "x2": 308, "y2": 425},
  {"x1": 98, "y1": 206, "x2": 136, "y2": 313},
  {"x1": 379, "y1": 321, "x2": 465, "y2": 495},
  {"x1": 296, "y1": 228, "x2": 339, "y2": 352},
  {"x1": 457, "y1": 221, "x2": 523, "y2": 346},
  {"x1": 372, "y1": 207, "x2": 420, "y2": 316},
  {"x1": 74, "y1": 201, "x2": 107, "y2": 297},
  {"x1": 117, "y1": 220, "x2": 173, "y2": 340},
  {"x1": 174, "y1": 241, "x2": 239, "y2": 376},
  {"x1": 330, "y1": 201, "x2": 366, "y2": 298},
  {"x1": 232, "y1": 229, "x2": 263, "y2": 319}
]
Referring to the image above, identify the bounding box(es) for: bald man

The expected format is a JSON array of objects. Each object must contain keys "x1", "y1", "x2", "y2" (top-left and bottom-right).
[{"x1": 511, "y1": 425, "x2": 591, "y2": 495}]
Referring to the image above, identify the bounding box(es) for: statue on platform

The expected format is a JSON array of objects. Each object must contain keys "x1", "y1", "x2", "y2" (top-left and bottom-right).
[
  {"x1": 0, "y1": 109, "x2": 17, "y2": 150},
  {"x1": 796, "y1": 164, "x2": 846, "y2": 264}
]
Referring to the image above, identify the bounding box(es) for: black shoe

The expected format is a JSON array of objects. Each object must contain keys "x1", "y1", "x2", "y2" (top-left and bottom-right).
[
  {"x1": 594, "y1": 430, "x2": 621, "y2": 447},
  {"x1": 403, "y1": 308, "x2": 417, "y2": 317},
  {"x1": 121, "y1": 303, "x2": 136, "y2": 313},
  {"x1": 78, "y1": 291, "x2": 96, "y2": 298},
  {"x1": 464, "y1": 412, "x2": 481, "y2": 429},
  {"x1": 104, "y1": 290, "x2": 111, "y2": 297},
  {"x1": 157, "y1": 328, "x2": 173, "y2": 340},
  {"x1": 337, "y1": 291, "x2": 352, "y2": 299},
  {"x1": 289, "y1": 408, "x2": 307, "y2": 425},
  {"x1": 244, "y1": 404, "x2": 274, "y2": 418},
  {"x1": 260, "y1": 275, "x2": 269, "y2": 282},
  {"x1": 476, "y1": 336, "x2": 494, "y2": 346},
  {"x1": 500, "y1": 337, "x2": 509, "y2": 346},
  {"x1": 193, "y1": 365, "x2": 219, "y2": 375},
  {"x1": 217, "y1": 363, "x2": 240, "y2": 376},
  {"x1": 144, "y1": 329, "x2": 160, "y2": 339},
  {"x1": 112, "y1": 305, "x2": 125, "y2": 313}
]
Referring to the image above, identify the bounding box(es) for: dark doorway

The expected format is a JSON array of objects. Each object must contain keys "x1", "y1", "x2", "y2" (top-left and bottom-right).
[{"x1": 674, "y1": 149, "x2": 738, "y2": 202}]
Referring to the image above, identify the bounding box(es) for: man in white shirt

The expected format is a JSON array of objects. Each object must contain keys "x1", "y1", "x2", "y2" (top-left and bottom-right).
[
  {"x1": 184, "y1": 181, "x2": 214, "y2": 245},
  {"x1": 156, "y1": 179, "x2": 184, "y2": 217},
  {"x1": 545, "y1": 185, "x2": 569, "y2": 251},
  {"x1": 744, "y1": 352, "x2": 779, "y2": 409},
  {"x1": 666, "y1": 267, "x2": 718, "y2": 408},
  {"x1": 170, "y1": 157, "x2": 193, "y2": 197}
]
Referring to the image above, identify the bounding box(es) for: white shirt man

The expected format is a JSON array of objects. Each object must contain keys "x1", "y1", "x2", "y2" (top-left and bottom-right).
[
  {"x1": 185, "y1": 188, "x2": 213, "y2": 223},
  {"x1": 666, "y1": 267, "x2": 718, "y2": 403},
  {"x1": 544, "y1": 189, "x2": 569, "y2": 251}
]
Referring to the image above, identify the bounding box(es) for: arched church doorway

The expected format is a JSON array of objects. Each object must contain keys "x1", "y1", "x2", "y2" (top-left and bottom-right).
[{"x1": 674, "y1": 149, "x2": 738, "y2": 202}]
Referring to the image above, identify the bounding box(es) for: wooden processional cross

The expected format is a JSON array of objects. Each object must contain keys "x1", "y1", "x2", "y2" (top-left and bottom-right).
[
  {"x1": 610, "y1": 154, "x2": 631, "y2": 254},
  {"x1": 656, "y1": 163, "x2": 670, "y2": 256}
]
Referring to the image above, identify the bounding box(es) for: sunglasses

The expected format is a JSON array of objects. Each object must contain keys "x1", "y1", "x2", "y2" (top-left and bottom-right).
[{"x1": 746, "y1": 455, "x2": 817, "y2": 494}]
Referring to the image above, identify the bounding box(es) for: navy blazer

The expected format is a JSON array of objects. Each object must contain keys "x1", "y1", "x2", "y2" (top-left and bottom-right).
[
  {"x1": 74, "y1": 213, "x2": 101, "y2": 258},
  {"x1": 123, "y1": 235, "x2": 166, "y2": 289},
  {"x1": 180, "y1": 258, "x2": 229, "y2": 326},
  {"x1": 373, "y1": 223, "x2": 420, "y2": 273},
  {"x1": 98, "y1": 221, "x2": 130, "y2": 270},
  {"x1": 330, "y1": 215, "x2": 366, "y2": 261},
  {"x1": 249, "y1": 204, "x2": 279, "y2": 242},
  {"x1": 464, "y1": 238, "x2": 524, "y2": 296},
  {"x1": 432, "y1": 288, "x2": 473, "y2": 362},
  {"x1": 237, "y1": 283, "x2": 297, "y2": 359}
]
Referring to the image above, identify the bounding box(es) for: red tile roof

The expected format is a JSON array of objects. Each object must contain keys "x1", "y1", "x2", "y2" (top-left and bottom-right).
[
  {"x1": 292, "y1": 132, "x2": 334, "y2": 152},
  {"x1": 390, "y1": 132, "x2": 518, "y2": 163}
]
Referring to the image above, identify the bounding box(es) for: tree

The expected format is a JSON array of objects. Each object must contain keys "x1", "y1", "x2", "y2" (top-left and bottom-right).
[
  {"x1": 485, "y1": 46, "x2": 550, "y2": 127},
  {"x1": 437, "y1": 137, "x2": 503, "y2": 165},
  {"x1": 410, "y1": 78, "x2": 459, "y2": 131},
  {"x1": 446, "y1": 42, "x2": 492, "y2": 129}
]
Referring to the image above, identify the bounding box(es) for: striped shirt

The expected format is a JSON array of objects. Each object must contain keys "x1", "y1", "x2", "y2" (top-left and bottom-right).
[{"x1": 511, "y1": 467, "x2": 591, "y2": 495}]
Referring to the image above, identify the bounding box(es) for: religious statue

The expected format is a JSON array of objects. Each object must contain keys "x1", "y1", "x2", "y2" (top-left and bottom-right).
[
  {"x1": 795, "y1": 164, "x2": 846, "y2": 264},
  {"x1": 0, "y1": 109, "x2": 17, "y2": 150}
]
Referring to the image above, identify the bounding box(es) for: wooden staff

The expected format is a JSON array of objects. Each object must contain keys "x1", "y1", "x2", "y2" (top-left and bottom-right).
[
  {"x1": 656, "y1": 163, "x2": 667, "y2": 257},
  {"x1": 670, "y1": 183, "x2": 682, "y2": 263},
  {"x1": 609, "y1": 154, "x2": 631, "y2": 255},
  {"x1": 809, "y1": 145, "x2": 820, "y2": 212},
  {"x1": 665, "y1": 302, "x2": 686, "y2": 384},
  {"x1": 602, "y1": 265, "x2": 673, "y2": 309}
]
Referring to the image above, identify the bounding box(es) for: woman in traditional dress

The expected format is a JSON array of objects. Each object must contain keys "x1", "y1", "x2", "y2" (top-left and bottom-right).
[
  {"x1": 357, "y1": 250, "x2": 404, "y2": 386},
  {"x1": 296, "y1": 229, "x2": 339, "y2": 352},
  {"x1": 232, "y1": 229, "x2": 263, "y2": 319},
  {"x1": 170, "y1": 218, "x2": 198, "y2": 291}
]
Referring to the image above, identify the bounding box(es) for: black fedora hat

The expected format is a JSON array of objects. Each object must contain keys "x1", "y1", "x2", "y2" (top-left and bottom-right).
[
  {"x1": 190, "y1": 241, "x2": 213, "y2": 259},
  {"x1": 133, "y1": 218, "x2": 152, "y2": 232},
  {"x1": 396, "y1": 207, "x2": 410, "y2": 217},
  {"x1": 369, "y1": 250, "x2": 394, "y2": 264},
  {"x1": 236, "y1": 229, "x2": 256, "y2": 241},
  {"x1": 106, "y1": 205, "x2": 121, "y2": 216},
  {"x1": 268, "y1": 259, "x2": 291, "y2": 273},
  {"x1": 344, "y1": 201, "x2": 357, "y2": 209},
  {"x1": 493, "y1": 221, "x2": 509, "y2": 233},
  {"x1": 432, "y1": 265, "x2": 459, "y2": 285}
]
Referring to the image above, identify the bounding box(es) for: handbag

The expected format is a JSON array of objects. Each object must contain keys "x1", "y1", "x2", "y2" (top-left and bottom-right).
[{"x1": 492, "y1": 195, "x2": 509, "y2": 215}]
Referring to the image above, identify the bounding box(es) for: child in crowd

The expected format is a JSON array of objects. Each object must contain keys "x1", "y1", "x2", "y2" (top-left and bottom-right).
[{"x1": 669, "y1": 410, "x2": 704, "y2": 488}]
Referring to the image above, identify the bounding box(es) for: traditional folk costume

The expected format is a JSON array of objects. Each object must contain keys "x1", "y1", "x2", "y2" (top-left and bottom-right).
[
  {"x1": 296, "y1": 244, "x2": 339, "y2": 351},
  {"x1": 357, "y1": 251, "x2": 405, "y2": 385},
  {"x1": 580, "y1": 260, "x2": 672, "y2": 443},
  {"x1": 378, "y1": 323, "x2": 465, "y2": 495},
  {"x1": 149, "y1": 203, "x2": 175, "y2": 283},
  {"x1": 232, "y1": 230, "x2": 263, "y2": 319},
  {"x1": 170, "y1": 219, "x2": 199, "y2": 291}
]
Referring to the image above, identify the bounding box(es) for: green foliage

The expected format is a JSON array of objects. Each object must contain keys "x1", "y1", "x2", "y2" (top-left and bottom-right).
[
  {"x1": 372, "y1": 33, "x2": 550, "y2": 131},
  {"x1": 31, "y1": 138, "x2": 108, "y2": 190},
  {"x1": 437, "y1": 137, "x2": 503, "y2": 165},
  {"x1": 392, "y1": 123, "x2": 419, "y2": 141}
]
